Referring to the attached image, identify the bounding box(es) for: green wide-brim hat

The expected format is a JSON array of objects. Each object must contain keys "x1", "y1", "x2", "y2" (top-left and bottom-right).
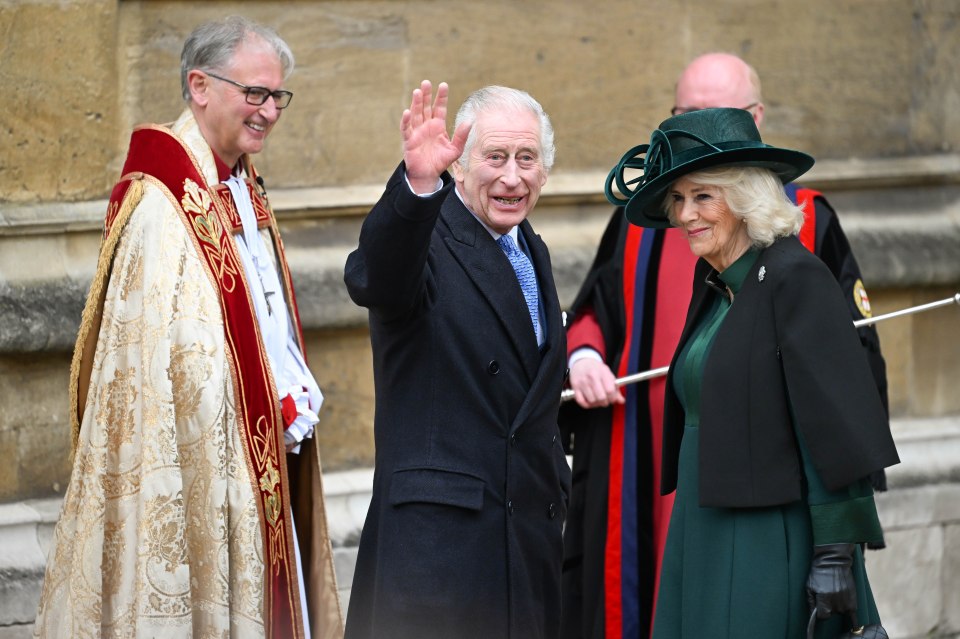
[{"x1": 605, "y1": 108, "x2": 815, "y2": 228}]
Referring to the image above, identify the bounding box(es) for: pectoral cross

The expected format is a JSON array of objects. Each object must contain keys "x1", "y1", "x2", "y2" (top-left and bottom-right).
[{"x1": 256, "y1": 269, "x2": 275, "y2": 316}]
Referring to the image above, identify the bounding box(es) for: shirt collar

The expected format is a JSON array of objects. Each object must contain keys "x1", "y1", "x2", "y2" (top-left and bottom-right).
[
  {"x1": 719, "y1": 248, "x2": 759, "y2": 295},
  {"x1": 213, "y1": 152, "x2": 234, "y2": 182},
  {"x1": 453, "y1": 186, "x2": 519, "y2": 243},
  {"x1": 705, "y1": 248, "x2": 759, "y2": 303}
]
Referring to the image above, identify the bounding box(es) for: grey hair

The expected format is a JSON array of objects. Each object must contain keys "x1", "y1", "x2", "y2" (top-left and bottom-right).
[
  {"x1": 453, "y1": 86, "x2": 555, "y2": 172},
  {"x1": 180, "y1": 16, "x2": 295, "y2": 102},
  {"x1": 664, "y1": 166, "x2": 804, "y2": 248}
]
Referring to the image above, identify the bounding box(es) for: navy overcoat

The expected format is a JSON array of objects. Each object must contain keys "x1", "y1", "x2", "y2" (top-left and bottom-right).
[{"x1": 343, "y1": 164, "x2": 571, "y2": 639}]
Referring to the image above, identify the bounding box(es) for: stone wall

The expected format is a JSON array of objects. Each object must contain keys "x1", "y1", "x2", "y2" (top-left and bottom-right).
[
  {"x1": 2, "y1": 0, "x2": 119, "y2": 203},
  {"x1": 4, "y1": 0, "x2": 960, "y2": 205}
]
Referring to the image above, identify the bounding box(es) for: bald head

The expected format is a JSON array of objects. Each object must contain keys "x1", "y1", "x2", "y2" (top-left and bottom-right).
[{"x1": 673, "y1": 52, "x2": 765, "y2": 127}]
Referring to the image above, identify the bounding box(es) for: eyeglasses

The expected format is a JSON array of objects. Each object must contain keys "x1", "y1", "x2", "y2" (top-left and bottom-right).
[
  {"x1": 206, "y1": 72, "x2": 293, "y2": 109},
  {"x1": 670, "y1": 102, "x2": 758, "y2": 117}
]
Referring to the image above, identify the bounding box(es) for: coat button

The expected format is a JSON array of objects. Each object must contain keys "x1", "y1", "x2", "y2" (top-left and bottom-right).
[
  {"x1": 507, "y1": 500, "x2": 514, "y2": 515},
  {"x1": 548, "y1": 503, "x2": 557, "y2": 520},
  {"x1": 487, "y1": 360, "x2": 500, "y2": 375},
  {"x1": 510, "y1": 433, "x2": 517, "y2": 446}
]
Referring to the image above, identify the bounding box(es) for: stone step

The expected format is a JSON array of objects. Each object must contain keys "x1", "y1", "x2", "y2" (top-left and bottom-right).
[{"x1": 2, "y1": 415, "x2": 959, "y2": 637}]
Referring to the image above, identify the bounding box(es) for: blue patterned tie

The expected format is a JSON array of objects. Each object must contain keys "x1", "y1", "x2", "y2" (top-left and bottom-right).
[{"x1": 497, "y1": 234, "x2": 540, "y2": 340}]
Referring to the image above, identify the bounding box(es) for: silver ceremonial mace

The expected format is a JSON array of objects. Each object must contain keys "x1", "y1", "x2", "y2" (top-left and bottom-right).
[{"x1": 560, "y1": 292, "x2": 960, "y2": 404}]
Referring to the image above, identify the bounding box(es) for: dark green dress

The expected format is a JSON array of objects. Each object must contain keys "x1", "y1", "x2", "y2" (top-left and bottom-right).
[{"x1": 652, "y1": 250, "x2": 883, "y2": 639}]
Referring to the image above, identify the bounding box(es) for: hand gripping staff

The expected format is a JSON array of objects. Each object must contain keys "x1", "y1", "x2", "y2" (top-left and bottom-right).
[{"x1": 560, "y1": 292, "x2": 960, "y2": 403}]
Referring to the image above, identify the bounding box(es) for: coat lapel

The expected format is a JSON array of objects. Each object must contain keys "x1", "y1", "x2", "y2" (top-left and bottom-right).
[
  {"x1": 666, "y1": 258, "x2": 714, "y2": 385},
  {"x1": 507, "y1": 218, "x2": 566, "y2": 434},
  {"x1": 440, "y1": 197, "x2": 542, "y2": 382}
]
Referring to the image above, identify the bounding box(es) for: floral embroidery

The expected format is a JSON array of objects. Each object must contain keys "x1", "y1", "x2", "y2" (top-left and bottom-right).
[
  {"x1": 144, "y1": 493, "x2": 188, "y2": 573},
  {"x1": 97, "y1": 367, "x2": 138, "y2": 453},
  {"x1": 169, "y1": 342, "x2": 215, "y2": 421},
  {"x1": 180, "y1": 177, "x2": 238, "y2": 292},
  {"x1": 182, "y1": 178, "x2": 220, "y2": 250},
  {"x1": 259, "y1": 462, "x2": 282, "y2": 525}
]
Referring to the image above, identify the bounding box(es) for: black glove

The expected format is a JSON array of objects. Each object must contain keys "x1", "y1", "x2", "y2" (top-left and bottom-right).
[{"x1": 806, "y1": 543, "x2": 858, "y2": 620}]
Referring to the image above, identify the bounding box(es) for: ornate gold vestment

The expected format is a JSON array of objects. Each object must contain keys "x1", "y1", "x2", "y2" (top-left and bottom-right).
[{"x1": 34, "y1": 110, "x2": 343, "y2": 638}]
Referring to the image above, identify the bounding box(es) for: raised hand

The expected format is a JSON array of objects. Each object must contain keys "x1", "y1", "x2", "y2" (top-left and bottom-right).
[{"x1": 401, "y1": 80, "x2": 471, "y2": 194}]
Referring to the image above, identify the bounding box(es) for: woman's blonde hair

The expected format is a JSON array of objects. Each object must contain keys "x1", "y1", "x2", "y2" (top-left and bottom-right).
[{"x1": 664, "y1": 166, "x2": 804, "y2": 248}]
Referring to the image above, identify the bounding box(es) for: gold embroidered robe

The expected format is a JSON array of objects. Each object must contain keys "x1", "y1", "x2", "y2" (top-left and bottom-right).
[{"x1": 34, "y1": 110, "x2": 343, "y2": 639}]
